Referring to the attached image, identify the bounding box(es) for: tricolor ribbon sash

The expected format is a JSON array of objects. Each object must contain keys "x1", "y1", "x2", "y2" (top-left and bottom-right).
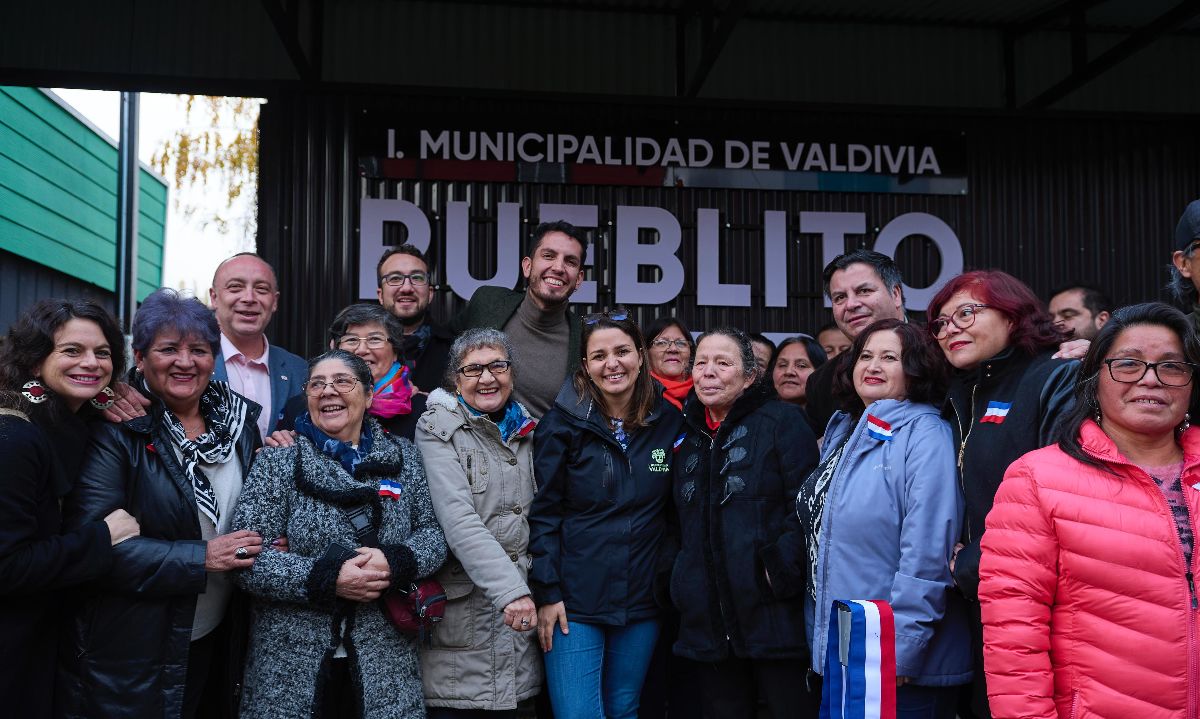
[
  {"x1": 820, "y1": 599, "x2": 897, "y2": 719},
  {"x1": 980, "y1": 400, "x2": 1012, "y2": 424},
  {"x1": 865, "y1": 415, "x2": 894, "y2": 442}
]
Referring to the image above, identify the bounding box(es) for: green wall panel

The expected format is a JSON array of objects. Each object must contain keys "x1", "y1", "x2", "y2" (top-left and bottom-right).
[{"x1": 0, "y1": 86, "x2": 168, "y2": 300}]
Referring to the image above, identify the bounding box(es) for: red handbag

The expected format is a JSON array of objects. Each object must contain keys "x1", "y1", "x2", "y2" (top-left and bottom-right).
[{"x1": 381, "y1": 580, "x2": 447, "y2": 646}]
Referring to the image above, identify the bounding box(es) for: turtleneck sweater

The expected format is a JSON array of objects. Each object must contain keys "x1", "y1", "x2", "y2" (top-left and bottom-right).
[{"x1": 503, "y1": 294, "x2": 572, "y2": 418}]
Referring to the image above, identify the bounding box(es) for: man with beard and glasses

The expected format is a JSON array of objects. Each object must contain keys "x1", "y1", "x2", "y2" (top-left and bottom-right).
[
  {"x1": 377, "y1": 244, "x2": 454, "y2": 395},
  {"x1": 451, "y1": 221, "x2": 586, "y2": 418}
]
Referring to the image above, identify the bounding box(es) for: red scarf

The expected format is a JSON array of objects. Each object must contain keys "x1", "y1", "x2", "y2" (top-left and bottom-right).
[
  {"x1": 652, "y1": 371, "x2": 693, "y2": 411},
  {"x1": 704, "y1": 407, "x2": 722, "y2": 432}
]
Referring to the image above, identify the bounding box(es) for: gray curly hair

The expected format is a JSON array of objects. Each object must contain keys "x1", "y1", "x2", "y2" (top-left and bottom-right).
[{"x1": 443, "y1": 328, "x2": 517, "y2": 390}]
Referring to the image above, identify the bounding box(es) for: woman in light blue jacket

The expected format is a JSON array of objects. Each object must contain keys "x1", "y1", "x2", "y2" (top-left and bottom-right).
[{"x1": 798, "y1": 319, "x2": 971, "y2": 719}]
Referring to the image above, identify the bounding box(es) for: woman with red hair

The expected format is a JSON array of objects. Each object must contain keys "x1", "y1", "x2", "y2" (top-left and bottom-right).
[{"x1": 927, "y1": 270, "x2": 1078, "y2": 718}]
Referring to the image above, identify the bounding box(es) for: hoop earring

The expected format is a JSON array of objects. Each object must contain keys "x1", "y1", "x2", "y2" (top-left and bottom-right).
[
  {"x1": 90, "y1": 386, "x2": 117, "y2": 411},
  {"x1": 1179, "y1": 413, "x2": 1191, "y2": 434},
  {"x1": 21, "y1": 380, "x2": 48, "y2": 404}
]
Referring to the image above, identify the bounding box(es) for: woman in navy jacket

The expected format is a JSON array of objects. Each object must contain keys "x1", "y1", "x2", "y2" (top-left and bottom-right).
[
  {"x1": 669, "y1": 327, "x2": 819, "y2": 719},
  {"x1": 529, "y1": 309, "x2": 684, "y2": 719}
]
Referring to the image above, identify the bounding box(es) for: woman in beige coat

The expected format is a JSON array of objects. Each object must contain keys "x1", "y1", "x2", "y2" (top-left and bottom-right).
[{"x1": 416, "y1": 328, "x2": 542, "y2": 717}]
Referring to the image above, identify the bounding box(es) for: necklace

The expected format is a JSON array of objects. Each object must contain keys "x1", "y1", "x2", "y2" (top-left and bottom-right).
[{"x1": 609, "y1": 416, "x2": 629, "y2": 451}]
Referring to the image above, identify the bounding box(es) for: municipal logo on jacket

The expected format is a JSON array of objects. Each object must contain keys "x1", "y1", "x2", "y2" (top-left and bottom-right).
[{"x1": 649, "y1": 448, "x2": 670, "y2": 472}]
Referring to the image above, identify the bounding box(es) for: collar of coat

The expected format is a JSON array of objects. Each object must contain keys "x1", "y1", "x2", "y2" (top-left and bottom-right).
[
  {"x1": 1078, "y1": 419, "x2": 1200, "y2": 475},
  {"x1": 419, "y1": 387, "x2": 535, "y2": 442},
  {"x1": 292, "y1": 417, "x2": 407, "y2": 507},
  {"x1": 550, "y1": 376, "x2": 667, "y2": 431},
  {"x1": 681, "y1": 379, "x2": 773, "y2": 438}
]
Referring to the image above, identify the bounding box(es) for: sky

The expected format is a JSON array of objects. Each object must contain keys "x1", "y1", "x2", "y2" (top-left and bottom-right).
[{"x1": 50, "y1": 89, "x2": 260, "y2": 302}]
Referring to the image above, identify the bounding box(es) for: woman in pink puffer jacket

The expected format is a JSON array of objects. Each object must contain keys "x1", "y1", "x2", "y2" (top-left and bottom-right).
[{"x1": 980, "y1": 303, "x2": 1200, "y2": 719}]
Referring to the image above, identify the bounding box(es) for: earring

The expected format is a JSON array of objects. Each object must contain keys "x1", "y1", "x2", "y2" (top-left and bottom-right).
[
  {"x1": 90, "y1": 386, "x2": 117, "y2": 411},
  {"x1": 1179, "y1": 413, "x2": 1191, "y2": 434},
  {"x1": 1094, "y1": 409, "x2": 1102, "y2": 426},
  {"x1": 21, "y1": 380, "x2": 48, "y2": 403}
]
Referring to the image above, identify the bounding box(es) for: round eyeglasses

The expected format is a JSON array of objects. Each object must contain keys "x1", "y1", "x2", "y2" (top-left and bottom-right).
[
  {"x1": 929, "y1": 304, "x2": 991, "y2": 339},
  {"x1": 337, "y1": 334, "x2": 389, "y2": 350},
  {"x1": 304, "y1": 377, "x2": 362, "y2": 396}
]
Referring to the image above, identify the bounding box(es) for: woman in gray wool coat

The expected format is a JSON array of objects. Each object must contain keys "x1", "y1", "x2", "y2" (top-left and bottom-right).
[{"x1": 233, "y1": 349, "x2": 447, "y2": 719}]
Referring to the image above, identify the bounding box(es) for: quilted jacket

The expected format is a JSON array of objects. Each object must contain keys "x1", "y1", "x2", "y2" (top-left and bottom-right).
[{"x1": 979, "y1": 420, "x2": 1200, "y2": 719}]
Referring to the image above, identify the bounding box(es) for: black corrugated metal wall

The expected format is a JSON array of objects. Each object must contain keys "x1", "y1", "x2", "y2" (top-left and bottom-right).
[{"x1": 259, "y1": 91, "x2": 1200, "y2": 357}]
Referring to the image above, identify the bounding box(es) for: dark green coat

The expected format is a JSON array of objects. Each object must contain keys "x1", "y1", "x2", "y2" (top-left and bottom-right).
[{"x1": 450, "y1": 286, "x2": 581, "y2": 379}]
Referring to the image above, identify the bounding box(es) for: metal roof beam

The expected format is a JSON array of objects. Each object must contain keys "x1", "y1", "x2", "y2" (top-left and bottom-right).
[
  {"x1": 262, "y1": 0, "x2": 320, "y2": 82},
  {"x1": 684, "y1": 0, "x2": 748, "y2": 98},
  {"x1": 1011, "y1": 0, "x2": 1110, "y2": 36},
  {"x1": 1024, "y1": 0, "x2": 1200, "y2": 109}
]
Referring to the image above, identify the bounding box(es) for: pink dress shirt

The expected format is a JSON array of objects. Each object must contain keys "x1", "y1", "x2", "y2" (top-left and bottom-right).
[{"x1": 219, "y1": 333, "x2": 272, "y2": 441}]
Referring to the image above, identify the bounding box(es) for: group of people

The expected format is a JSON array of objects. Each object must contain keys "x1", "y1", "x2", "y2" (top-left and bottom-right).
[{"x1": 1, "y1": 205, "x2": 1198, "y2": 719}]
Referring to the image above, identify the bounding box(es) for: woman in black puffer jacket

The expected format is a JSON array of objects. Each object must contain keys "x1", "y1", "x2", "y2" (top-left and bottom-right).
[{"x1": 669, "y1": 327, "x2": 819, "y2": 719}]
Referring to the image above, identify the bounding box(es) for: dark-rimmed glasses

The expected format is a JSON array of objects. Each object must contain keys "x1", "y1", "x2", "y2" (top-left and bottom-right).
[
  {"x1": 1103, "y1": 358, "x2": 1197, "y2": 387},
  {"x1": 457, "y1": 360, "x2": 513, "y2": 378},
  {"x1": 304, "y1": 377, "x2": 362, "y2": 396},
  {"x1": 379, "y1": 272, "x2": 429, "y2": 287},
  {"x1": 929, "y1": 304, "x2": 992, "y2": 339}
]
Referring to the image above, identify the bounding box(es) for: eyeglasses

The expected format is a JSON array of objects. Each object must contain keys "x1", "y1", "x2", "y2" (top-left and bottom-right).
[
  {"x1": 457, "y1": 360, "x2": 513, "y2": 378},
  {"x1": 583, "y1": 310, "x2": 629, "y2": 325},
  {"x1": 1103, "y1": 358, "x2": 1198, "y2": 387},
  {"x1": 304, "y1": 377, "x2": 362, "y2": 396},
  {"x1": 929, "y1": 304, "x2": 992, "y2": 339},
  {"x1": 651, "y1": 338, "x2": 690, "y2": 350},
  {"x1": 337, "y1": 334, "x2": 389, "y2": 350},
  {"x1": 379, "y1": 272, "x2": 429, "y2": 287}
]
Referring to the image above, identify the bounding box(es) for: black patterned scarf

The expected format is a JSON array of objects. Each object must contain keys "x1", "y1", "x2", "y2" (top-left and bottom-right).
[{"x1": 138, "y1": 374, "x2": 248, "y2": 525}]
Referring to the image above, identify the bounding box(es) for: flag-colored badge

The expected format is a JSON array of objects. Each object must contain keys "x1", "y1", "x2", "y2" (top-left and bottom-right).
[
  {"x1": 980, "y1": 400, "x2": 1012, "y2": 424},
  {"x1": 673, "y1": 433, "x2": 687, "y2": 453},
  {"x1": 821, "y1": 599, "x2": 897, "y2": 719},
  {"x1": 379, "y1": 479, "x2": 403, "y2": 499},
  {"x1": 516, "y1": 416, "x2": 537, "y2": 438},
  {"x1": 865, "y1": 414, "x2": 893, "y2": 442}
]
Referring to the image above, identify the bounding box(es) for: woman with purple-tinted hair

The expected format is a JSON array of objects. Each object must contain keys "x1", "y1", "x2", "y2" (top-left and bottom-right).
[{"x1": 57, "y1": 289, "x2": 265, "y2": 719}]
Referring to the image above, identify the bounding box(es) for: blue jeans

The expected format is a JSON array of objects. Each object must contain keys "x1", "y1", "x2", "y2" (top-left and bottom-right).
[{"x1": 542, "y1": 618, "x2": 660, "y2": 719}]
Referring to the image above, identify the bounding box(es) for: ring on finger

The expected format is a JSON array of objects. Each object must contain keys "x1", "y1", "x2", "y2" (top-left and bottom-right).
[{"x1": 235, "y1": 546, "x2": 249, "y2": 560}]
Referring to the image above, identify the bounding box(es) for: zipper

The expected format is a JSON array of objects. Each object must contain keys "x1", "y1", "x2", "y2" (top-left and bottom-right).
[
  {"x1": 702, "y1": 422, "x2": 732, "y2": 641},
  {"x1": 814, "y1": 415, "x2": 867, "y2": 670},
  {"x1": 951, "y1": 384, "x2": 979, "y2": 543},
  {"x1": 1068, "y1": 690, "x2": 1079, "y2": 719}
]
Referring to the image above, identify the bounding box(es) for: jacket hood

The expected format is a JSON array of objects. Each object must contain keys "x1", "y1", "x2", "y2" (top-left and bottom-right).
[
  {"x1": 550, "y1": 376, "x2": 665, "y2": 428},
  {"x1": 419, "y1": 387, "x2": 535, "y2": 442}
]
